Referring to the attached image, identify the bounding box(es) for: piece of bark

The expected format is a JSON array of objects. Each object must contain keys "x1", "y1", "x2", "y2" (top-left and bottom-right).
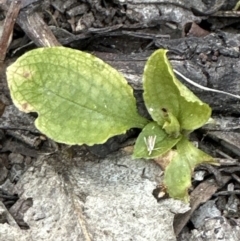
[
  {"x1": 0, "y1": 0, "x2": 21, "y2": 62},
  {"x1": 1, "y1": 1, "x2": 61, "y2": 47},
  {"x1": 206, "y1": 131, "x2": 240, "y2": 157},
  {"x1": 1, "y1": 139, "x2": 39, "y2": 158},
  {"x1": 191, "y1": 0, "x2": 225, "y2": 16},
  {"x1": 17, "y1": 10, "x2": 61, "y2": 47},
  {"x1": 5, "y1": 130, "x2": 42, "y2": 148},
  {"x1": 0, "y1": 105, "x2": 37, "y2": 133},
  {"x1": 94, "y1": 32, "x2": 240, "y2": 115}
]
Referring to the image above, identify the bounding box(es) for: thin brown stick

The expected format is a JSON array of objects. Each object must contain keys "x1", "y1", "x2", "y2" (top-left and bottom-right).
[
  {"x1": 17, "y1": 11, "x2": 61, "y2": 47},
  {"x1": 0, "y1": 0, "x2": 21, "y2": 62}
]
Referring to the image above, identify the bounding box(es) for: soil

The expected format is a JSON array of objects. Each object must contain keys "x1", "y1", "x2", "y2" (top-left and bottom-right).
[{"x1": 1, "y1": 0, "x2": 240, "y2": 240}]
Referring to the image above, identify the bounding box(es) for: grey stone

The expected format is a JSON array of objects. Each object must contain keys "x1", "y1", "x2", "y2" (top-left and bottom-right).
[
  {"x1": 191, "y1": 200, "x2": 221, "y2": 228},
  {"x1": 0, "y1": 151, "x2": 189, "y2": 241}
]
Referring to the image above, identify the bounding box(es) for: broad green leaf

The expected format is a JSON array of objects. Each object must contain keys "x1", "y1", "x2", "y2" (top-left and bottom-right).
[
  {"x1": 133, "y1": 122, "x2": 181, "y2": 159},
  {"x1": 164, "y1": 136, "x2": 217, "y2": 202},
  {"x1": 7, "y1": 47, "x2": 148, "y2": 145},
  {"x1": 143, "y1": 49, "x2": 211, "y2": 132}
]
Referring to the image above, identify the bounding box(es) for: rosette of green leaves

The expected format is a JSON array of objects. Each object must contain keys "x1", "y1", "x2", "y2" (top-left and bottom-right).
[{"x1": 7, "y1": 47, "x2": 217, "y2": 202}]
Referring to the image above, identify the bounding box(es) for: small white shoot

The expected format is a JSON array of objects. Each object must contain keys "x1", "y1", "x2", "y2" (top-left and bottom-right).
[{"x1": 144, "y1": 135, "x2": 157, "y2": 155}]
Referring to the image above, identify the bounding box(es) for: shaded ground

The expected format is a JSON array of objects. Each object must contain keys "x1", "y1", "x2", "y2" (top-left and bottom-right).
[{"x1": 1, "y1": 0, "x2": 240, "y2": 240}]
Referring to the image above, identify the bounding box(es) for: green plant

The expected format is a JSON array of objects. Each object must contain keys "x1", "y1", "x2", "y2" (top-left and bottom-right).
[{"x1": 6, "y1": 47, "x2": 217, "y2": 202}]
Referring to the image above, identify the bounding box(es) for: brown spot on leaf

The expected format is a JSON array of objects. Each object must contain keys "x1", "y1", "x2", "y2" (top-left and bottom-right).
[
  {"x1": 21, "y1": 102, "x2": 33, "y2": 112},
  {"x1": 22, "y1": 71, "x2": 32, "y2": 79},
  {"x1": 154, "y1": 150, "x2": 176, "y2": 170}
]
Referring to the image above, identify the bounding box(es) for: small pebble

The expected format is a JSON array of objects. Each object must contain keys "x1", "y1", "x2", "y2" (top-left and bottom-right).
[{"x1": 8, "y1": 153, "x2": 24, "y2": 164}]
